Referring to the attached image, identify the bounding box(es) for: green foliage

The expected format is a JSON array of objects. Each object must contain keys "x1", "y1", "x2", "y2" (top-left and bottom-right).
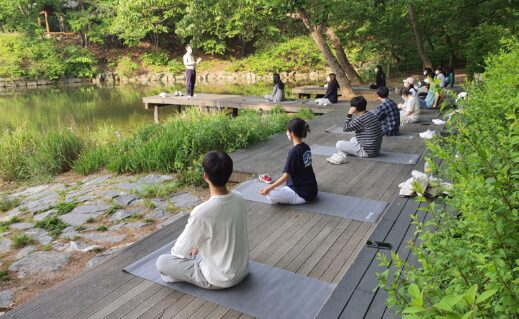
[
  {"x1": 137, "y1": 181, "x2": 178, "y2": 198},
  {"x1": 34, "y1": 216, "x2": 68, "y2": 238},
  {"x1": 55, "y1": 201, "x2": 77, "y2": 215},
  {"x1": 96, "y1": 225, "x2": 108, "y2": 231},
  {"x1": 105, "y1": 204, "x2": 121, "y2": 216},
  {"x1": 0, "y1": 196, "x2": 20, "y2": 212},
  {"x1": 62, "y1": 46, "x2": 97, "y2": 78},
  {"x1": 115, "y1": 56, "x2": 139, "y2": 77},
  {"x1": 378, "y1": 45, "x2": 519, "y2": 318},
  {"x1": 0, "y1": 270, "x2": 10, "y2": 281},
  {"x1": 141, "y1": 50, "x2": 170, "y2": 67},
  {"x1": 0, "y1": 126, "x2": 84, "y2": 182},
  {"x1": 11, "y1": 233, "x2": 33, "y2": 249},
  {"x1": 0, "y1": 216, "x2": 21, "y2": 233},
  {"x1": 228, "y1": 37, "x2": 326, "y2": 74}
]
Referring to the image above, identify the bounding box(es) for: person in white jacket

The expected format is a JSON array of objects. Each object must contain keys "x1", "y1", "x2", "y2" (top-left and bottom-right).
[
  {"x1": 183, "y1": 44, "x2": 201, "y2": 97},
  {"x1": 156, "y1": 151, "x2": 249, "y2": 289}
]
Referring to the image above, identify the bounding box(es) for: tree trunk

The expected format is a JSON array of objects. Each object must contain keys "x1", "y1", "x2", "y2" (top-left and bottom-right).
[
  {"x1": 324, "y1": 27, "x2": 363, "y2": 85},
  {"x1": 295, "y1": 9, "x2": 354, "y2": 98},
  {"x1": 444, "y1": 32, "x2": 456, "y2": 67},
  {"x1": 408, "y1": 2, "x2": 432, "y2": 68}
]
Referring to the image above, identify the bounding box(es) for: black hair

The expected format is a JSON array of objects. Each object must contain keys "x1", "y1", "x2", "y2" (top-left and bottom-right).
[
  {"x1": 202, "y1": 151, "x2": 233, "y2": 187},
  {"x1": 375, "y1": 65, "x2": 386, "y2": 77},
  {"x1": 435, "y1": 65, "x2": 443, "y2": 72},
  {"x1": 400, "y1": 87, "x2": 411, "y2": 96},
  {"x1": 287, "y1": 118, "x2": 310, "y2": 139},
  {"x1": 350, "y1": 96, "x2": 367, "y2": 112},
  {"x1": 376, "y1": 86, "x2": 389, "y2": 98},
  {"x1": 328, "y1": 73, "x2": 338, "y2": 86},
  {"x1": 273, "y1": 73, "x2": 285, "y2": 90},
  {"x1": 424, "y1": 67, "x2": 433, "y2": 78}
]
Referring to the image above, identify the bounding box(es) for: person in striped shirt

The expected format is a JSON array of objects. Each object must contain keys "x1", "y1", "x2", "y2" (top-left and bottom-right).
[{"x1": 327, "y1": 96, "x2": 384, "y2": 165}]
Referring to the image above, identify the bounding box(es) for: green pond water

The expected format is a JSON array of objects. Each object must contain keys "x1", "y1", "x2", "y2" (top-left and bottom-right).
[{"x1": 0, "y1": 81, "x2": 311, "y2": 133}]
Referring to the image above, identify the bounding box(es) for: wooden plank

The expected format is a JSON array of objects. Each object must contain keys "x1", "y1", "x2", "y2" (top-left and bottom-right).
[
  {"x1": 103, "y1": 283, "x2": 164, "y2": 319},
  {"x1": 119, "y1": 287, "x2": 174, "y2": 319},
  {"x1": 136, "y1": 290, "x2": 185, "y2": 319},
  {"x1": 339, "y1": 289, "x2": 375, "y2": 319}
]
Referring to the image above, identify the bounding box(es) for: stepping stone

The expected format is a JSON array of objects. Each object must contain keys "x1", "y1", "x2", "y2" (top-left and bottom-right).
[
  {"x1": 170, "y1": 192, "x2": 200, "y2": 209},
  {"x1": 114, "y1": 194, "x2": 139, "y2": 206},
  {"x1": 138, "y1": 174, "x2": 173, "y2": 185},
  {"x1": 11, "y1": 184, "x2": 49, "y2": 198},
  {"x1": 15, "y1": 246, "x2": 36, "y2": 260},
  {"x1": 109, "y1": 222, "x2": 150, "y2": 231},
  {"x1": 0, "y1": 289, "x2": 13, "y2": 308},
  {"x1": 24, "y1": 228, "x2": 52, "y2": 245},
  {"x1": 64, "y1": 241, "x2": 101, "y2": 252},
  {"x1": 158, "y1": 211, "x2": 188, "y2": 229},
  {"x1": 100, "y1": 190, "x2": 127, "y2": 199},
  {"x1": 33, "y1": 209, "x2": 56, "y2": 221},
  {"x1": 109, "y1": 208, "x2": 142, "y2": 222},
  {"x1": 83, "y1": 175, "x2": 113, "y2": 186},
  {"x1": 9, "y1": 251, "x2": 71, "y2": 278},
  {"x1": 9, "y1": 222, "x2": 33, "y2": 230},
  {"x1": 59, "y1": 226, "x2": 79, "y2": 240},
  {"x1": 145, "y1": 208, "x2": 166, "y2": 221},
  {"x1": 20, "y1": 193, "x2": 59, "y2": 214},
  {"x1": 149, "y1": 199, "x2": 168, "y2": 209},
  {"x1": 65, "y1": 190, "x2": 94, "y2": 204},
  {"x1": 82, "y1": 233, "x2": 126, "y2": 244},
  {"x1": 85, "y1": 242, "x2": 133, "y2": 269},
  {"x1": 0, "y1": 239, "x2": 12, "y2": 253},
  {"x1": 0, "y1": 208, "x2": 22, "y2": 222},
  {"x1": 60, "y1": 201, "x2": 112, "y2": 226}
]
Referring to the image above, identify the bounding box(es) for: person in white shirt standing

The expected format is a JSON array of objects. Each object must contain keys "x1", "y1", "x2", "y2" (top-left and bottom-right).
[
  {"x1": 156, "y1": 151, "x2": 249, "y2": 289},
  {"x1": 183, "y1": 44, "x2": 201, "y2": 98}
]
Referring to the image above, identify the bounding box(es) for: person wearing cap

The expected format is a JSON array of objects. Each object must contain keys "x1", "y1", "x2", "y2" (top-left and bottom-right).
[{"x1": 403, "y1": 77, "x2": 418, "y2": 97}]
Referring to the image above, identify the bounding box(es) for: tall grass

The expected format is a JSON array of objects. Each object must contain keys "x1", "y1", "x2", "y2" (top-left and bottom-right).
[{"x1": 0, "y1": 109, "x2": 313, "y2": 185}]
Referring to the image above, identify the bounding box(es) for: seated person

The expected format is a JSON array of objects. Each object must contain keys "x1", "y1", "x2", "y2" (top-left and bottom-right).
[
  {"x1": 316, "y1": 73, "x2": 339, "y2": 105},
  {"x1": 403, "y1": 77, "x2": 418, "y2": 97},
  {"x1": 424, "y1": 77, "x2": 440, "y2": 108},
  {"x1": 445, "y1": 67, "x2": 455, "y2": 87},
  {"x1": 397, "y1": 87, "x2": 421, "y2": 124},
  {"x1": 264, "y1": 73, "x2": 285, "y2": 102},
  {"x1": 374, "y1": 86, "x2": 400, "y2": 136},
  {"x1": 434, "y1": 66, "x2": 446, "y2": 88},
  {"x1": 370, "y1": 65, "x2": 386, "y2": 90},
  {"x1": 259, "y1": 118, "x2": 318, "y2": 204},
  {"x1": 327, "y1": 96, "x2": 383, "y2": 165},
  {"x1": 156, "y1": 151, "x2": 249, "y2": 289}
]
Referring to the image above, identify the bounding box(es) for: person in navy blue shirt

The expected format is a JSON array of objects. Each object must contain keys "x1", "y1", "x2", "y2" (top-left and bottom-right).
[
  {"x1": 316, "y1": 73, "x2": 340, "y2": 106},
  {"x1": 374, "y1": 86, "x2": 400, "y2": 136},
  {"x1": 259, "y1": 118, "x2": 318, "y2": 204}
]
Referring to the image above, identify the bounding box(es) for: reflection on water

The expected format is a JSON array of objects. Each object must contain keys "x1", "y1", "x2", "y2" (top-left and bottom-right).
[{"x1": 0, "y1": 81, "x2": 318, "y2": 132}]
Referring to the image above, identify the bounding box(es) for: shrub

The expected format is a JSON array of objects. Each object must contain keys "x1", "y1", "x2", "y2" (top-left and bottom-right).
[
  {"x1": 0, "y1": 216, "x2": 21, "y2": 233},
  {"x1": 115, "y1": 56, "x2": 139, "y2": 77},
  {"x1": 141, "y1": 50, "x2": 169, "y2": 67},
  {"x1": 34, "y1": 216, "x2": 68, "y2": 238},
  {"x1": 228, "y1": 37, "x2": 326, "y2": 74},
  {"x1": 0, "y1": 196, "x2": 20, "y2": 212},
  {"x1": 11, "y1": 233, "x2": 33, "y2": 249},
  {"x1": 378, "y1": 44, "x2": 519, "y2": 318},
  {"x1": 55, "y1": 201, "x2": 77, "y2": 215},
  {"x1": 62, "y1": 46, "x2": 97, "y2": 78}
]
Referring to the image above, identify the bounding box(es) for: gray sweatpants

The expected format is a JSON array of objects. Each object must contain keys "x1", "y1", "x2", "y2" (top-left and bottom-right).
[
  {"x1": 336, "y1": 137, "x2": 368, "y2": 157},
  {"x1": 156, "y1": 254, "x2": 221, "y2": 289}
]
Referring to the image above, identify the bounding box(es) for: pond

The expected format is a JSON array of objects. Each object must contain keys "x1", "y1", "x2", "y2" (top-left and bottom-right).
[{"x1": 0, "y1": 81, "x2": 317, "y2": 133}]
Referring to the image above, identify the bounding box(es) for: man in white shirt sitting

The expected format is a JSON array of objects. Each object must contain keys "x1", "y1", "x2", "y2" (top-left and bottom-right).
[
  {"x1": 156, "y1": 151, "x2": 249, "y2": 289},
  {"x1": 183, "y1": 44, "x2": 201, "y2": 97}
]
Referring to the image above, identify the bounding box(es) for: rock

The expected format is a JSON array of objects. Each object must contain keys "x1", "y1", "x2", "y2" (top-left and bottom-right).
[
  {"x1": 112, "y1": 182, "x2": 144, "y2": 192},
  {"x1": 158, "y1": 211, "x2": 188, "y2": 229},
  {"x1": 60, "y1": 201, "x2": 112, "y2": 226},
  {"x1": 109, "y1": 208, "x2": 142, "y2": 222},
  {"x1": 15, "y1": 246, "x2": 36, "y2": 260},
  {"x1": 21, "y1": 193, "x2": 59, "y2": 214},
  {"x1": 145, "y1": 208, "x2": 166, "y2": 221},
  {"x1": 10, "y1": 184, "x2": 49, "y2": 198},
  {"x1": 65, "y1": 190, "x2": 94, "y2": 204},
  {"x1": 0, "y1": 208, "x2": 22, "y2": 222},
  {"x1": 0, "y1": 232, "x2": 10, "y2": 238},
  {"x1": 114, "y1": 194, "x2": 139, "y2": 206},
  {"x1": 100, "y1": 189, "x2": 126, "y2": 199},
  {"x1": 138, "y1": 174, "x2": 173, "y2": 185},
  {"x1": 24, "y1": 228, "x2": 52, "y2": 245},
  {"x1": 59, "y1": 226, "x2": 79, "y2": 239},
  {"x1": 0, "y1": 239, "x2": 12, "y2": 253},
  {"x1": 0, "y1": 289, "x2": 13, "y2": 308},
  {"x1": 9, "y1": 251, "x2": 71, "y2": 278},
  {"x1": 9, "y1": 222, "x2": 33, "y2": 230},
  {"x1": 109, "y1": 221, "x2": 149, "y2": 231},
  {"x1": 170, "y1": 192, "x2": 200, "y2": 209},
  {"x1": 65, "y1": 241, "x2": 101, "y2": 252},
  {"x1": 83, "y1": 174, "x2": 113, "y2": 186},
  {"x1": 150, "y1": 199, "x2": 168, "y2": 209},
  {"x1": 33, "y1": 209, "x2": 56, "y2": 221},
  {"x1": 85, "y1": 242, "x2": 133, "y2": 269},
  {"x1": 82, "y1": 233, "x2": 126, "y2": 244}
]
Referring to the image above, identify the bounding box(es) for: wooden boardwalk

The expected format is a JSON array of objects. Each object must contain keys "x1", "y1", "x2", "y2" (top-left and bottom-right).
[
  {"x1": 143, "y1": 93, "x2": 348, "y2": 123},
  {"x1": 291, "y1": 85, "x2": 373, "y2": 99},
  {"x1": 5, "y1": 101, "x2": 439, "y2": 319}
]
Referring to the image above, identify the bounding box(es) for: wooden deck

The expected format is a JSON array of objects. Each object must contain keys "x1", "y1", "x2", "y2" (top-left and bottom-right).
[
  {"x1": 291, "y1": 85, "x2": 373, "y2": 99},
  {"x1": 143, "y1": 93, "x2": 348, "y2": 123},
  {"x1": 5, "y1": 101, "x2": 438, "y2": 319}
]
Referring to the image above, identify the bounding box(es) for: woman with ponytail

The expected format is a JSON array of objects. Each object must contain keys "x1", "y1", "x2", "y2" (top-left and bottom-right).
[{"x1": 259, "y1": 118, "x2": 318, "y2": 204}]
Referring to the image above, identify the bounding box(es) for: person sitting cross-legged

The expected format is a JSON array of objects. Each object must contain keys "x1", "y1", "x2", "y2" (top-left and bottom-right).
[
  {"x1": 374, "y1": 86, "x2": 400, "y2": 136},
  {"x1": 327, "y1": 96, "x2": 384, "y2": 165},
  {"x1": 156, "y1": 151, "x2": 249, "y2": 289}
]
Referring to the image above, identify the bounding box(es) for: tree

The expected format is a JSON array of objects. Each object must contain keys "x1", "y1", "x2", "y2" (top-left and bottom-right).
[{"x1": 407, "y1": 2, "x2": 432, "y2": 68}]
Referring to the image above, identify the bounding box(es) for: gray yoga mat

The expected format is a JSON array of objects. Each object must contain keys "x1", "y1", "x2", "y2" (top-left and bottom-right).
[
  {"x1": 325, "y1": 126, "x2": 417, "y2": 140},
  {"x1": 311, "y1": 144, "x2": 421, "y2": 165},
  {"x1": 235, "y1": 180, "x2": 387, "y2": 223},
  {"x1": 124, "y1": 241, "x2": 335, "y2": 319}
]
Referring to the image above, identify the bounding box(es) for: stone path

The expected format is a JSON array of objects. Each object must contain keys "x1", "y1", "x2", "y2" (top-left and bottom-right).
[{"x1": 0, "y1": 173, "x2": 201, "y2": 311}]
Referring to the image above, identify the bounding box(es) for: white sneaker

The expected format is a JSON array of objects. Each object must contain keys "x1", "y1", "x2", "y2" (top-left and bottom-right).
[
  {"x1": 419, "y1": 129, "x2": 436, "y2": 139},
  {"x1": 327, "y1": 152, "x2": 348, "y2": 164}
]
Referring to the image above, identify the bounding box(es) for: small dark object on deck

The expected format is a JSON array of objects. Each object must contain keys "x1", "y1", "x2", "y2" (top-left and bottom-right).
[{"x1": 366, "y1": 240, "x2": 392, "y2": 250}]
